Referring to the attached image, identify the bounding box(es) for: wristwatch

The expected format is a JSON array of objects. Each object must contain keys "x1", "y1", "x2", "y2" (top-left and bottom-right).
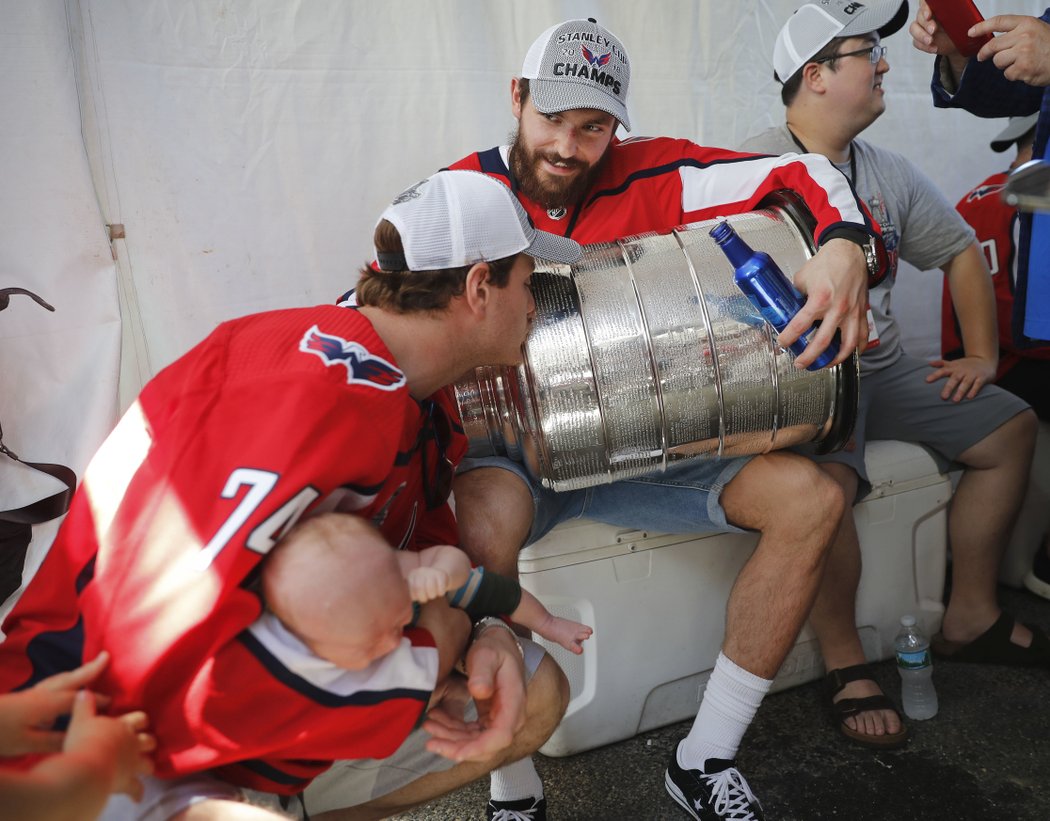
[
  {"x1": 471, "y1": 617, "x2": 525, "y2": 661},
  {"x1": 822, "y1": 227, "x2": 888, "y2": 287},
  {"x1": 860, "y1": 234, "x2": 888, "y2": 286}
]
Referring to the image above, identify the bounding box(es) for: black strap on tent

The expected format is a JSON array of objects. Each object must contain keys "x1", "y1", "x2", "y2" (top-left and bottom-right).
[
  {"x1": 0, "y1": 422, "x2": 77, "y2": 525},
  {"x1": 1, "y1": 288, "x2": 77, "y2": 601}
]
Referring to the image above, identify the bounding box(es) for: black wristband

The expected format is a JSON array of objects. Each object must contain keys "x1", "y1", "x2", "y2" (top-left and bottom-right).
[
  {"x1": 820, "y1": 227, "x2": 888, "y2": 288},
  {"x1": 820, "y1": 226, "x2": 870, "y2": 247}
]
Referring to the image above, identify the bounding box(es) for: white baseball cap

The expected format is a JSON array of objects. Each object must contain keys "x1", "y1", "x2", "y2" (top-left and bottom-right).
[
  {"x1": 376, "y1": 171, "x2": 583, "y2": 272},
  {"x1": 773, "y1": 1, "x2": 910, "y2": 83},
  {"x1": 521, "y1": 18, "x2": 632, "y2": 130},
  {"x1": 990, "y1": 114, "x2": 1039, "y2": 152}
]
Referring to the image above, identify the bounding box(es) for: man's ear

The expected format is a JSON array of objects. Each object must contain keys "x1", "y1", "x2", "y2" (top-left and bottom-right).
[
  {"x1": 801, "y1": 61, "x2": 827, "y2": 94},
  {"x1": 463, "y1": 262, "x2": 492, "y2": 316},
  {"x1": 511, "y1": 77, "x2": 523, "y2": 120}
]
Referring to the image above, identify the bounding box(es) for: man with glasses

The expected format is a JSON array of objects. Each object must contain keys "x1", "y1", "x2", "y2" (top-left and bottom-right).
[
  {"x1": 0, "y1": 170, "x2": 579, "y2": 821},
  {"x1": 743, "y1": 0, "x2": 1041, "y2": 751}
]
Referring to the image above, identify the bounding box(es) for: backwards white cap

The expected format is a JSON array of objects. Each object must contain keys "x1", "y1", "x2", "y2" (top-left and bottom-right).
[{"x1": 376, "y1": 170, "x2": 582, "y2": 271}]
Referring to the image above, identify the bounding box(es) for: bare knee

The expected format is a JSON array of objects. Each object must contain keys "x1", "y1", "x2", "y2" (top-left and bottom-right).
[
  {"x1": 724, "y1": 452, "x2": 845, "y2": 546},
  {"x1": 820, "y1": 461, "x2": 859, "y2": 502},
  {"x1": 511, "y1": 654, "x2": 569, "y2": 760},
  {"x1": 990, "y1": 408, "x2": 1037, "y2": 454},
  {"x1": 960, "y1": 408, "x2": 1038, "y2": 469},
  {"x1": 1013, "y1": 408, "x2": 1039, "y2": 444},
  {"x1": 454, "y1": 468, "x2": 533, "y2": 576}
]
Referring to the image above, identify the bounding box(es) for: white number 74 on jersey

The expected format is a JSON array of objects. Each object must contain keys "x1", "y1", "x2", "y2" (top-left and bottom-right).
[{"x1": 193, "y1": 468, "x2": 320, "y2": 571}]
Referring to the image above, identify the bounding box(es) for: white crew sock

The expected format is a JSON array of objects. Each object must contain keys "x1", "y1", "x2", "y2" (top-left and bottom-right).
[
  {"x1": 489, "y1": 756, "x2": 544, "y2": 803},
  {"x1": 678, "y1": 651, "x2": 773, "y2": 770}
]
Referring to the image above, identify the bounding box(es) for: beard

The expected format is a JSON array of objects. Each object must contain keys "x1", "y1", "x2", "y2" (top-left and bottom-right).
[{"x1": 509, "y1": 128, "x2": 606, "y2": 211}]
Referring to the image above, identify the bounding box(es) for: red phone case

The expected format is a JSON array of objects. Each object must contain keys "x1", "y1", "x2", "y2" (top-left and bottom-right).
[{"x1": 926, "y1": 0, "x2": 993, "y2": 57}]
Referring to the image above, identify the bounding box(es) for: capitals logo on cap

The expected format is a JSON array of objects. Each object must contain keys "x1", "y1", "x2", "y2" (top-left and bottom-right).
[
  {"x1": 300, "y1": 326, "x2": 406, "y2": 390},
  {"x1": 392, "y1": 179, "x2": 427, "y2": 205},
  {"x1": 581, "y1": 46, "x2": 611, "y2": 67},
  {"x1": 522, "y1": 18, "x2": 632, "y2": 130}
]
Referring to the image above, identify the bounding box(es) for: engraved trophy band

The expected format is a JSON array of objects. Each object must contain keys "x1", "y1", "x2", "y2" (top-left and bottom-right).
[{"x1": 453, "y1": 194, "x2": 859, "y2": 492}]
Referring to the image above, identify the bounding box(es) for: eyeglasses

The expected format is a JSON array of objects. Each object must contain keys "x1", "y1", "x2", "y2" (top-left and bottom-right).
[
  {"x1": 419, "y1": 399, "x2": 456, "y2": 510},
  {"x1": 813, "y1": 44, "x2": 887, "y2": 66}
]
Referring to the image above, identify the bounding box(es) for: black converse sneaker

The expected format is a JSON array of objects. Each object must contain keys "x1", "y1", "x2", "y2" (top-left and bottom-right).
[
  {"x1": 486, "y1": 796, "x2": 547, "y2": 821},
  {"x1": 665, "y1": 748, "x2": 765, "y2": 820}
]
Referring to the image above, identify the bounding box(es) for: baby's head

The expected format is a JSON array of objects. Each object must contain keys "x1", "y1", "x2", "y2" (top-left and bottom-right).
[{"x1": 262, "y1": 513, "x2": 414, "y2": 670}]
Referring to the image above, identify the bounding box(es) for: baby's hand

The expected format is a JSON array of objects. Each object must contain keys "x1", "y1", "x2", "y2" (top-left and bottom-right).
[
  {"x1": 537, "y1": 616, "x2": 593, "y2": 655},
  {"x1": 408, "y1": 566, "x2": 452, "y2": 602},
  {"x1": 64, "y1": 690, "x2": 156, "y2": 800}
]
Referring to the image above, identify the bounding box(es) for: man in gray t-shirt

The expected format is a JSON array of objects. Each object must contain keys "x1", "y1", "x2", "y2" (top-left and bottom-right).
[{"x1": 742, "y1": 0, "x2": 1040, "y2": 751}]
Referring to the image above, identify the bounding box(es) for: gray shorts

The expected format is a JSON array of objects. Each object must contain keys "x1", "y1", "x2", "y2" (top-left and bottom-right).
[
  {"x1": 458, "y1": 453, "x2": 751, "y2": 543},
  {"x1": 98, "y1": 638, "x2": 546, "y2": 821},
  {"x1": 804, "y1": 353, "x2": 1031, "y2": 495}
]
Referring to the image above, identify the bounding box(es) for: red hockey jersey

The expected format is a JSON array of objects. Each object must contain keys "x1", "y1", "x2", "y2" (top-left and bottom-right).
[
  {"x1": 944, "y1": 172, "x2": 1050, "y2": 377},
  {"x1": 0, "y1": 305, "x2": 466, "y2": 794},
  {"x1": 449, "y1": 137, "x2": 880, "y2": 252}
]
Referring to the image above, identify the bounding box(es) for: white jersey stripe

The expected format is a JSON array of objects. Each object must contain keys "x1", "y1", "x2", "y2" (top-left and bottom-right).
[
  {"x1": 247, "y1": 611, "x2": 438, "y2": 696},
  {"x1": 679, "y1": 152, "x2": 867, "y2": 227}
]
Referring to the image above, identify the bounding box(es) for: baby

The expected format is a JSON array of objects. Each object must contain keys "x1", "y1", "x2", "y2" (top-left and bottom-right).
[{"x1": 262, "y1": 512, "x2": 592, "y2": 671}]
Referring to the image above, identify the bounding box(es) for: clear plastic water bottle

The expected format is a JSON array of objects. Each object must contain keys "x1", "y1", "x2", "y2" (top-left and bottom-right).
[
  {"x1": 709, "y1": 220, "x2": 839, "y2": 370},
  {"x1": 894, "y1": 614, "x2": 938, "y2": 720}
]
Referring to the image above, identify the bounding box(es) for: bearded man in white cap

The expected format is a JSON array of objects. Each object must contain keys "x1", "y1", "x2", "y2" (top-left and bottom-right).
[{"x1": 446, "y1": 15, "x2": 894, "y2": 821}]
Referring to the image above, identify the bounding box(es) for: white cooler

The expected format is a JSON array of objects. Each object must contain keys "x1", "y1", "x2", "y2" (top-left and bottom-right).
[{"x1": 518, "y1": 440, "x2": 951, "y2": 757}]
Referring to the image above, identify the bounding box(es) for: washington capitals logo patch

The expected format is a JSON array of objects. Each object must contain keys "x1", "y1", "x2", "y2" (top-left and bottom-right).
[
  {"x1": 581, "y1": 45, "x2": 611, "y2": 67},
  {"x1": 966, "y1": 183, "x2": 1005, "y2": 203},
  {"x1": 300, "y1": 325, "x2": 406, "y2": 391}
]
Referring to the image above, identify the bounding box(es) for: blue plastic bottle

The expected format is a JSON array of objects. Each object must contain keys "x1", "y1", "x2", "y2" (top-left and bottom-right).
[{"x1": 710, "y1": 220, "x2": 838, "y2": 370}]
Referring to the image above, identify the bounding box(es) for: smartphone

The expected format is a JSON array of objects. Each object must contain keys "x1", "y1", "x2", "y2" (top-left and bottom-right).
[{"x1": 925, "y1": 0, "x2": 993, "y2": 57}]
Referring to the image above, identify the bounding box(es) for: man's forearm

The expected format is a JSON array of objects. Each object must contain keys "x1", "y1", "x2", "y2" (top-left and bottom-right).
[{"x1": 946, "y1": 244, "x2": 999, "y2": 364}]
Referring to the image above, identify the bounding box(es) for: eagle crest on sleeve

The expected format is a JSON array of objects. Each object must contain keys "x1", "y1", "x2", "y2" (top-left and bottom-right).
[{"x1": 299, "y1": 325, "x2": 406, "y2": 390}]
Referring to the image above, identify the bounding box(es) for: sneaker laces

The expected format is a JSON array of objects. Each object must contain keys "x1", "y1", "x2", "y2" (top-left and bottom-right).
[
  {"x1": 490, "y1": 809, "x2": 538, "y2": 821},
  {"x1": 703, "y1": 766, "x2": 760, "y2": 820}
]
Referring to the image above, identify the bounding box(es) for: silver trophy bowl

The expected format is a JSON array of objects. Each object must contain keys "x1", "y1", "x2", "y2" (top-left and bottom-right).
[{"x1": 453, "y1": 195, "x2": 858, "y2": 491}]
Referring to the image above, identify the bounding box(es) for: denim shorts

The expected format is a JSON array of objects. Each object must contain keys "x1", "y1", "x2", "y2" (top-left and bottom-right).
[{"x1": 458, "y1": 454, "x2": 752, "y2": 544}]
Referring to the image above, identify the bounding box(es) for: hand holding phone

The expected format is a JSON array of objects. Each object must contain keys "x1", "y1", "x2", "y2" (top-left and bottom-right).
[{"x1": 925, "y1": 0, "x2": 993, "y2": 57}]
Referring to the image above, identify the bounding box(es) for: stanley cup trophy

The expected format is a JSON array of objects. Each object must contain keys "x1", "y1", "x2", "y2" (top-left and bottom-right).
[{"x1": 453, "y1": 194, "x2": 859, "y2": 491}]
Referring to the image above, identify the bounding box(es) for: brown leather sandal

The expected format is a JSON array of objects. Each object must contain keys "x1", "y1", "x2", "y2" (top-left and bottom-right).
[{"x1": 824, "y1": 663, "x2": 909, "y2": 750}]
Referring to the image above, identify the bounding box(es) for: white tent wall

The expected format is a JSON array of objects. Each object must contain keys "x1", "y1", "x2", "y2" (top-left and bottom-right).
[
  {"x1": 63, "y1": 0, "x2": 1043, "y2": 382},
  {"x1": 66, "y1": 0, "x2": 612, "y2": 382},
  {"x1": 1, "y1": 0, "x2": 1041, "y2": 578},
  {"x1": 0, "y1": 1, "x2": 121, "y2": 610}
]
